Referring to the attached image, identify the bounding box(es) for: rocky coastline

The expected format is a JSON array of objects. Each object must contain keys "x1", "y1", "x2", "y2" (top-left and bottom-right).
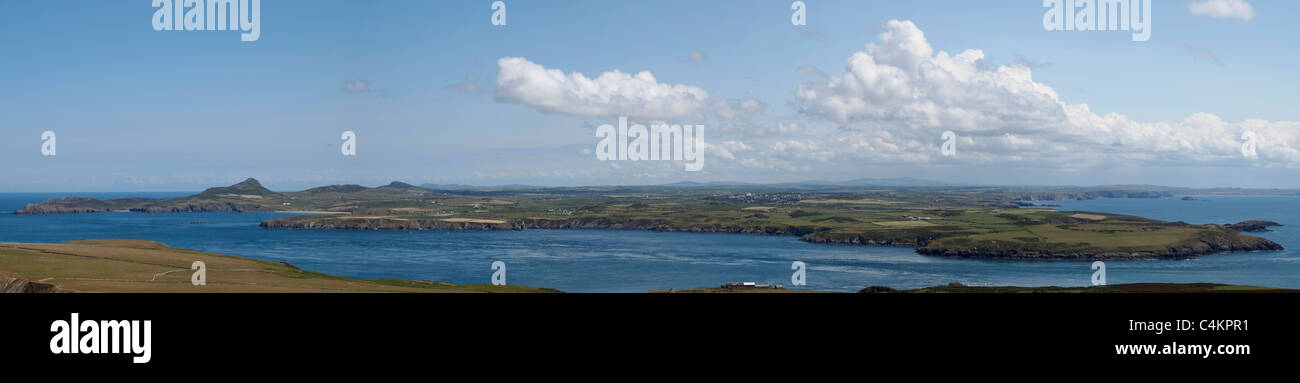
[
  {"x1": 914, "y1": 227, "x2": 1283, "y2": 260},
  {"x1": 1223, "y1": 220, "x2": 1283, "y2": 233},
  {"x1": 258, "y1": 216, "x2": 1283, "y2": 260},
  {"x1": 14, "y1": 197, "x2": 273, "y2": 215},
  {"x1": 259, "y1": 216, "x2": 822, "y2": 237}
]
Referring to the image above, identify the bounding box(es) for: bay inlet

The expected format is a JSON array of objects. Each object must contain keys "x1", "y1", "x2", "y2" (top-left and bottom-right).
[{"x1": 2, "y1": 193, "x2": 1296, "y2": 292}]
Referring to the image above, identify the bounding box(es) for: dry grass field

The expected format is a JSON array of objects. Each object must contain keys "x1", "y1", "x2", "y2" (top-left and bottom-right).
[{"x1": 0, "y1": 239, "x2": 556, "y2": 293}]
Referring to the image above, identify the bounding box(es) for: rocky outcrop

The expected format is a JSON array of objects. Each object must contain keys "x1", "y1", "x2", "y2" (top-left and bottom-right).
[
  {"x1": 196, "y1": 178, "x2": 276, "y2": 197},
  {"x1": 128, "y1": 202, "x2": 271, "y2": 213},
  {"x1": 797, "y1": 232, "x2": 933, "y2": 247},
  {"x1": 14, "y1": 197, "x2": 113, "y2": 214},
  {"x1": 1, "y1": 271, "x2": 62, "y2": 293},
  {"x1": 1224, "y1": 220, "x2": 1283, "y2": 232},
  {"x1": 15, "y1": 197, "x2": 274, "y2": 214},
  {"x1": 858, "y1": 286, "x2": 899, "y2": 293}
]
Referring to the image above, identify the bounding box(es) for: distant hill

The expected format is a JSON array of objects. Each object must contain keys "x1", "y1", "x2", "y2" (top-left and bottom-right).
[
  {"x1": 15, "y1": 178, "x2": 438, "y2": 215},
  {"x1": 420, "y1": 183, "x2": 539, "y2": 190},
  {"x1": 378, "y1": 181, "x2": 422, "y2": 190},
  {"x1": 14, "y1": 177, "x2": 1300, "y2": 216},
  {"x1": 431, "y1": 178, "x2": 959, "y2": 189},
  {"x1": 303, "y1": 184, "x2": 370, "y2": 193},
  {"x1": 197, "y1": 178, "x2": 277, "y2": 197},
  {"x1": 784, "y1": 177, "x2": 961, "y2": 187}
]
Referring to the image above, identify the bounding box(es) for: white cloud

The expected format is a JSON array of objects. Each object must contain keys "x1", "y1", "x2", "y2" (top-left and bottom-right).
[
  {"x1": 495, "y1": 57, "x2": 711, "y2": 119},
  {"x1": 1190, "y1": 0, "x2": 1255, "y2": 21},
  {"x1": 796, "y1": 20, "x2": 1064, "y2": 130},
  {"x1": 484, "y1": 20, "x2": 1296, "y2": 184},
  {"x1": 753, "y1": 20, "x2": 1300, "y2": 171},
  {"x1": 769, "y1": 140, "x2": 834, "y2": 162},
  {"x1": 707, "y1": 140, "x2": 751, "y2": 160}
]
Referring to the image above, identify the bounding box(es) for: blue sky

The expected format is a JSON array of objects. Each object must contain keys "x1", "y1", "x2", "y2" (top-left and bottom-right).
[{"x1": 1, "y1": 0, "x2": 1298, "y2": 191}]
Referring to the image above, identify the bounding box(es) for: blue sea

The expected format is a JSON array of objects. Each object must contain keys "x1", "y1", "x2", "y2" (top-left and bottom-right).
[{"x1": 1, "y1": 193, "x2": 1297, "y2": 292}]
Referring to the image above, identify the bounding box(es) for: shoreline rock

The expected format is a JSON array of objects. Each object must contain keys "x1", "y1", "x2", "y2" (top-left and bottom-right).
[
  {"x1": 1224, "y1": 220, "x2": 1283, "y2": 233},
  {"x1": 1, "y1": 271, "x2": 62, "y2": 293},
  {"x1": 915, "y1": 228, "x2": 1284, "y2": 260}
]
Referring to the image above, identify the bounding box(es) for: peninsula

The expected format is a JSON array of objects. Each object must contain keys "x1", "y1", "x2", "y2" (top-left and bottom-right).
[{"x1": 14, "y1": 178, "x2": 1285, "y2": 260}]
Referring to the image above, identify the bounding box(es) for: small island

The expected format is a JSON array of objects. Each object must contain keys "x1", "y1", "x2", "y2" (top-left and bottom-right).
[
  {"x1": 1224, "y1": 220, "x2": 1284, "y2": 233},
  {"x1": 14, "y1": 178, "x2": 1285, "y2": 261}
]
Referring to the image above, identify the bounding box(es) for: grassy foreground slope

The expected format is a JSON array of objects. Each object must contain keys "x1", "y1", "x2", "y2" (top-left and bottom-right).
[{"x1": 0, "y1": 240, "x2": 556, "y2": 293}]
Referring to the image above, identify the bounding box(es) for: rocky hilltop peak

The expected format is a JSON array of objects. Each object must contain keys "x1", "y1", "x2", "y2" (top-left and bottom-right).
[
  {"x1": 303, "y1": 184, "x2": 368, "y2": 193},
  {"x1": 378, "y1": 181, "x2": 420, "y2": 189},
  {"x1": 200, "y1": 178, "x2": 275, "y2": 197}
]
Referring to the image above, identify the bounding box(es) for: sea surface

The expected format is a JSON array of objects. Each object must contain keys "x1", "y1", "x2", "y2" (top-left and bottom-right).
[{"x1": 1, "y1": 193, "x2": 1296, "y2": 292}]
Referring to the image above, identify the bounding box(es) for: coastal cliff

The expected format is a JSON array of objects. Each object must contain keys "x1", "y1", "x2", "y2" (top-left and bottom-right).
[
  {"x1": 1, "y1": 271, "x2": 62, "y2": 293},
  {"x1": 13, "y1": 178, "x2": 282, "y2": 215},
  {"x1": 915, "y1": 225, "x2": 1283, "y2": 260},
  {"x1": 15, "y1": 199, "x2": 274, "y2": 214},
  {"x1": 1224, "y1": 220, "x2": 1283, "y2": 232},
  {"x1": 259, "y1": 215, "x2": 1284, "y2": 261},
  {"x1": 260, "y1": 216, "x2": 821, "y2": 237}
]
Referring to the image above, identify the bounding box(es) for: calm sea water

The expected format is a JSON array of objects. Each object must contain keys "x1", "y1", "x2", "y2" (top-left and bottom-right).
[{"x1": 1, "y1": 193, "x2": 1296, "y2": 292}]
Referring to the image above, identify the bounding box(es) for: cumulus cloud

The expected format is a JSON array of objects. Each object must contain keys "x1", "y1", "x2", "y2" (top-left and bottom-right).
[
  {"x1": 495, "y1": 57, "x2": 711, "y2": 119},
  {"x1": 796, "y1": 20, "x2": 1064, "y2": 131},
  {"x1": 751, "y1": 20, "x2": 1300, "y2": 170},
  {"x1": 1190, "y1": 0, "x2": 1255, "y2": 21},
  {"x1": 706, "y1": 140, "x2": 751, "y2": 160},
  {"x1": 487, "y1": 20, "x2": 1296, "y2": 182}
]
